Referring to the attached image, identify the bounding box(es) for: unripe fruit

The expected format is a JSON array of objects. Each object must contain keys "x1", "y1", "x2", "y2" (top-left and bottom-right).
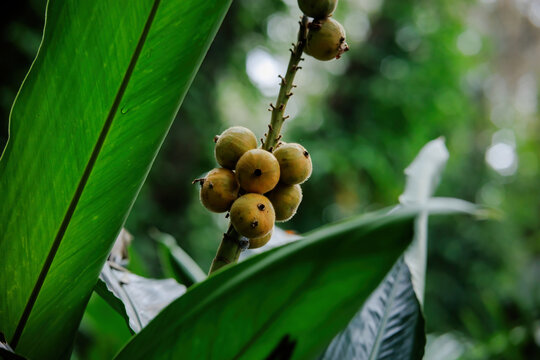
[
  {"x1": 266, "y1": 184, "x2": 303, "y2": 222},
  {"x1": 273, "y1": 143, "x2": 312, "y2": 185},
  {"x1": 199, "y1": 168, "x2": 239, "y2": 213},
  {"x1": 298, "y1": 0, "x2": 338, "y2": 19},
  {"x1": 230, "y1": 194, "x2": 275, "y2": 238},
  {"x1": 215, "y1": 126, "x2": 258, "y2": 169},
  {"x1": 249, "y1": 230, "x2": 273, "y2": 249},
  {"x1": 236, "y1": 149, "x2": 280, "y2": 194},
  {"x1": 305, "y1": 18, "x2": 349, "y2": 61}
]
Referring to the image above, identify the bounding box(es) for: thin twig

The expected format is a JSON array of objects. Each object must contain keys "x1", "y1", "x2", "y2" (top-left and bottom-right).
[{"x1": 263, "y1": 15, "x2": 309, "y2": 151}]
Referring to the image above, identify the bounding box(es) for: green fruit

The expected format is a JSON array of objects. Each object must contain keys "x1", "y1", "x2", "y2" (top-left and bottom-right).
[
  {"x1": 214, "y1": 126, "x2": 258, "y2": 169},
  {"x1": 273, "y1": 143, "x2": 312, "y2": 185},
  {"x1": 266, "y1": 184, "x2": 303, "y2": 222},
  {"x1": 298, "y1": 0, "x2": 338, "y2": 19},
  {"x1": 305, "y1": 18, "x2": 349, "y2": 61},
  {"x1": 230, "y1": 194, "x2": 275, "y2": 238},
  {"x1": 199, "y1": 168, "x2": 239, "y2": 213},
  {"x1": 236, "y1": 149, "x2": 280, "y2": 194},
  {"x1": 249, "y1": 230, "x2": 273, "y2": 249}
]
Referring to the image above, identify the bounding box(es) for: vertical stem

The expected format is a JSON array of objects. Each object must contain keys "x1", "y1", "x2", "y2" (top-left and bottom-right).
[
  {"x1": 208, "y1": 16, "x2": 309, "y2": 275},
  {"x1": 263, "y1": 15, "x2": 309, "y2": 151}
]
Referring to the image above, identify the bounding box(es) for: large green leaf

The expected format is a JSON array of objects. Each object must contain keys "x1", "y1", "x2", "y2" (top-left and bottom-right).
[
  {"x1": 115, "y1": 208, "x2": 416, "y2": 360},
  {"x1": 319, "y1": 139, "x2": 476, "y2": 359},
  {"x1": 0, "y1": 0, "x2": 232, "y2": 357},
  {"x1": 320, "y1": 257, "x2": 425, "y2": 360}
]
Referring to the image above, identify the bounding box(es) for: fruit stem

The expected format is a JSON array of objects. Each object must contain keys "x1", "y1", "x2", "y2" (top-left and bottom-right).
[
  {"x1": 208, "y1": 225, "x2": 243, "y2": 274},
  {"x1": 263, "y1": 15, "x2": 309, "y2": 151},
  {"x1": 208, "y1": 16, "x2": 309, "y2": 276}
]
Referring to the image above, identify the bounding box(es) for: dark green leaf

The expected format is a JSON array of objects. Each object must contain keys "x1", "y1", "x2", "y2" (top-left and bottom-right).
[
  {"x1": 0, "y1": 0, "x2": 232, "y2": 357},
  {"x1": 152, "y1": 229, "x2": 206, "y2": 286},
  {"x1": 74, "y1": 291, "x2": 133, "y2": 359},
  {"x1": 320, "y1": 257, "x2": 425, "y2": 360},
  {"x1": 317, "y1": 139, "x2": 460, "y2": 360},
  {"x1": 94, "y1": 276, "x2": 134, "y2": 334},
  {"x1": 115, "y1": 208, "x2": 416, "y2": 360}
]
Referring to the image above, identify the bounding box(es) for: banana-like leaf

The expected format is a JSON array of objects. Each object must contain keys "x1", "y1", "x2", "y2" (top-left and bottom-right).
[
  {"x1": 319, "y1": 257, "x2": 425, "y2": 360},
  {"x1": 0, "y1": 0, "x2": 232, "y2": 357},
  {"x1": 320, "y1": 138, "x2": 476, "y2": 359},
  {"x1": 400, "y1": 137, "x2": 450, "y2": 306},
  {"x1": 115, "y1": 208, "x2": 417, "y2": 360}
]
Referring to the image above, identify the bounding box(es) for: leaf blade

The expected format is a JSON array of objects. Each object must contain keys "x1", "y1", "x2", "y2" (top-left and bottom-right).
[
  {"x1": 320, "y1": 257, "x2": 425, "y2": 360},
  {"x1": 0, "y1": 0, "x2": 232, "y2": 357},
  {"x1": 319, "y1": 139, "x2": 476, "y2": 360},
  {"x1": 115, "y1": 208, "x2": 417, "y2": 360}
]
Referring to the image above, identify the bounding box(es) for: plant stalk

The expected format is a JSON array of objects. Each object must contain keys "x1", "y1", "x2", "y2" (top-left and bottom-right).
[
  {"x1": 263, "y1": 15, "x2": 309, "y2": 151},
  {"x1": 208, "y1": 15, "x2": 309, "y2": 275},
  {"x1": 208, "y1": 225, "x2": 243, "y2": 274}
]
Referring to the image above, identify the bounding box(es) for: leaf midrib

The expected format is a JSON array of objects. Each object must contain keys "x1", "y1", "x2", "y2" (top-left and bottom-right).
[
  {"x1": 231, "y1": 242, "x2": 339, "y2": 360},
  {"x1": 367, "y1": 258, "x2": 403, "y2": 360},
  {"x1": 10, "y1": 0, "x2": 162, "y2": 347}
]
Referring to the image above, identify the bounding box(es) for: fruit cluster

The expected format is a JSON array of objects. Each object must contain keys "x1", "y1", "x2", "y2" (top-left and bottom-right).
[
  {"x1": 300, "y1": 0, "x2": 349, "y2": 61},
  {"x1": 195, "y1": 126, "x2": 312, "y2": 249}
]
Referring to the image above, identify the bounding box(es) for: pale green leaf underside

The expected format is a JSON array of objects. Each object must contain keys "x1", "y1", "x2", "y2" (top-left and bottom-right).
[
  {"x1": 96, "y1": 262, "x2": 186, "y2": 333},
  {"x1": 0, "y1": 0, "x2": 231, "y2": 357}
]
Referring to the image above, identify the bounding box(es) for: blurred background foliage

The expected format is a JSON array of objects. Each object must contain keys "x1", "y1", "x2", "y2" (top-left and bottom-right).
[{"x1": 1, "y1": 0, "x2": 539, "y2": 359}]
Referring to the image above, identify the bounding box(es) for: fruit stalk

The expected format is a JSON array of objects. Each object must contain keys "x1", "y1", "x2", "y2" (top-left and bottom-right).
[
  {"x1": 208, "y1": 16, "x2": 309, "y2": 275},
  {"x1": 262, "y1": 15, "x2": 309, "y2": 151},
  {"x1": 208, "y1": 225, "x2": 243, "y2": 273}
]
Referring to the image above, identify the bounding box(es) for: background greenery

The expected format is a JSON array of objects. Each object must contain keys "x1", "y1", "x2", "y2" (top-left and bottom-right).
[{"x1": 2, "y1": 0, "x2": 538, "y2": 359}]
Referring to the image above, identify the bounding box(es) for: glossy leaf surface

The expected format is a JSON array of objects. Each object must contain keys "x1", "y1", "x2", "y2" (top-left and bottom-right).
[
  {"x1": 320, "y1": 139, "x2": 475, "y2": 359},
  {"x1": 320, "y1": 257, "x2": 425, "y2": 360},
  {"x1": 115, "y1": 208, "x2": 416, "y2": 359},
  {"x1": 0, "y1": 0, "x2": 231, "y2": 357}
]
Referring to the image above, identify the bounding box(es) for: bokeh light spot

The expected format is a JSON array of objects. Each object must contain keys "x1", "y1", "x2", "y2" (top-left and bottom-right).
[
  {"x1": 486, "y1": 142, "x2": 517, "y2": 175},
  {"x1": 457, "y1": 29, "x2": 482, "y2": 56},
  {"x1": 246, "y1": 48, "x2": 281, "y2": 97}
]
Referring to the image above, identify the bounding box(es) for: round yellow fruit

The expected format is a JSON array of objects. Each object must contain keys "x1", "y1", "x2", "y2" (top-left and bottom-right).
[
  {"x1": 249, "y1": 230, "x2": 273, "y2": 249},
  {"x1": 305, "y1": 18, "x2": 349, "y2": 61},
  {"x1": 236, "y1": 149, "x2": 280, "y2": 194},
  {"x1": 266, "y1": 184, "x2": 303, "y2": 222},
  {"x1": 230, "y1": 194, "x2": 275, "y2": 238},
  {"x1": 199, "y1": 168, "x2": 239, "y2": 213},
  {"x1": 214, "y1": 126, "x2": 258, "y2": 169},
  {"x1": 273, "y1": 143, "x2": 312, "y2": 185},
  {"x1": 298, "y1": 0, "x2": 338, "y2": 19}
]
